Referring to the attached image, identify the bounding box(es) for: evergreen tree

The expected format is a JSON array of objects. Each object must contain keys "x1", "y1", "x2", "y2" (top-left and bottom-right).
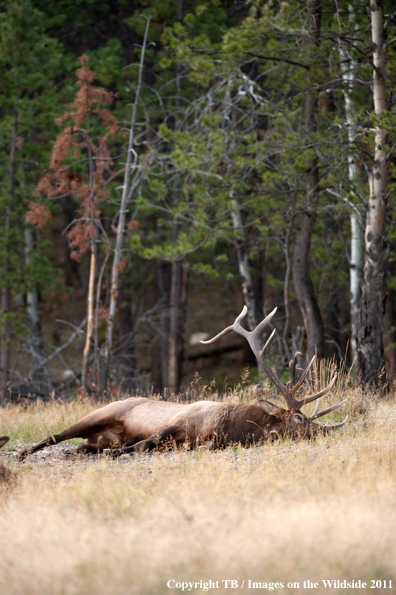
[{"x1": 0, "y1": 0, "x2": 68, "y2": 400}]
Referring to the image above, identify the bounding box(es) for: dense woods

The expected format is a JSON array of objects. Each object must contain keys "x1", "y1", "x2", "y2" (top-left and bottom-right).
[{"x1": 0, "y1": 0, "x2": 396, "y2": 402}]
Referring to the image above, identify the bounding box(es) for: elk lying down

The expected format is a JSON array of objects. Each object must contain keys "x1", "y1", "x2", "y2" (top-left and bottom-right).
[{"x1": 18, "y1": 307, "x2": 347, "y2": 460}]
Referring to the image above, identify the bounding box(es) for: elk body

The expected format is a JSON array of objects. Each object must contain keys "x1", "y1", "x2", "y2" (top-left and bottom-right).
[{"x1": 18, "y1": 307, "x2": 347, "y2": 460}]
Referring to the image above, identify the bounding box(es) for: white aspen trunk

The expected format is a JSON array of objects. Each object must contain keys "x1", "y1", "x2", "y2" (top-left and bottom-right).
[
  {"x1": 81, "y1": 238, "x2": 97, "y2": 394},
  {"x1": 231, "y1": 202, "x2": 258, "y2": 332},
  {"x1": 101, "y1": 18, "x2": 150, "y2": 392},
  {"x1": 232, "y1": 202, "x2": 268, "y2": 379},
  {"x1": 222, "y1": 78, "x2": 261, "y2": 333},
  {"x1": 222, "y1": 72, "x2": 263, "y2": 371},
  {"x1": 350, "y1": 212, "x2": 363, "y2": 359},
  {"x1": 340, "y1": 15, "x2": 363, "y2": 363},
  {"x1": 357, "y1": 0, "x2": 388, "y2": 386}
]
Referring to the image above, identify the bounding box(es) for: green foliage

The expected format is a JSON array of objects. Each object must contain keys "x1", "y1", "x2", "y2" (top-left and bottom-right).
[
  {"x1": 0, "y1": 0, "x2": 68, "y2": 339},
  {"x1": 0, "y1": 0, "x2": 395, "y2": 386},
  {"x1": 137, "y1": 0, "x2": 396, "y2": 360}
]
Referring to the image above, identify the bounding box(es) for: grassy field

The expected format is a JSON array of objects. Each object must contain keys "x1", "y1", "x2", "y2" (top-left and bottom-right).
[{"x1": 0, "y1": 384, "x2": 396, "y2": 595}]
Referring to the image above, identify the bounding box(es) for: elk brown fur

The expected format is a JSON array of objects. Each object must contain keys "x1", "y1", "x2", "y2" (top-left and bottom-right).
[{"x1": 18, "y1": 396, "x2": 331, "y2": 460}]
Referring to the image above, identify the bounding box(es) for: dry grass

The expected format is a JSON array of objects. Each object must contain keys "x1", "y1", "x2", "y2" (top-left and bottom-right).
[{"x1": 0, "y1": 384, "x2": 396, "y2": 594}]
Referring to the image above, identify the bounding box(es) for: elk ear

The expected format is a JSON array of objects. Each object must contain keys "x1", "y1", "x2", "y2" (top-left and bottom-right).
[{"x1": 258, "y1": 400, "x2": 285, "y2": 418}]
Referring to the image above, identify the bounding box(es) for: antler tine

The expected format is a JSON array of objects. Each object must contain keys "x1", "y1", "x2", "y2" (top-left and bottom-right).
[
  {"x1": 244, "y1": 307, "x2": 293, "y2": 400},
  {"x1": 296, "y1": 373, "x2": 338, "y2": 407},
  {"x1": 252, "y1": 307, "x2": 278, "y2": 340},
  {"x1": 200, "y1": 305, "x2": 249, "y2": 345},
  {"x1": 289, "y1": 355, "x2": 316, "y2": 396},
  {"x1": 259, "y1": 347, "x2": 316, "y2": 410},
  {"x1": 309, "y1": 398, "x2": 347, "y2": 420},
  {"x1": 260, "y1": 328, "x2": 276, "y2": 356},
  {"x1": 250, "y1": 311, "x2": 296, "y2": 400},
  {"x1": 234, "y1": 307, "x2": 279, "y2": 352},
  {"x1": 311, "y1": 396, "x2": 321, "y2": 417},
  {"x1": 317, "y1": 414, "x2": 349, "y2": 429},
  {"x1": 255, "y1": 326, "x2": 293, "y2": 400},
  {"x1": 288, "y1": 352, "x2": 302, "y2": 385}
]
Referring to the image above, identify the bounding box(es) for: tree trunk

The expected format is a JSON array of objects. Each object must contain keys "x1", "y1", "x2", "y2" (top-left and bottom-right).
[
  {"x1": 168, "y1": 260, "x2": 181, "y2": 394},
  {"x1": 0, "y1": 109, "x2": 17, "y2": 403},
  {"x1": 292, "y1": 0, "x2": 324, "y2": 360},
  {"x1": 151, "y1": 261, "x2": 171, "y2": 393},
  {"x1": 116, "y1": 276, "x2": 136, "y2": 390},
  {"x1": 0, "y1": 258, "x2": 10, "y2": 402},
  {"x1": 25, "y1": 225, "x2": 52, "y2": 391},
  {"x1": 384, "y1": 288, "x2": 396, "y2": 386},
  {"x1": 231, "y1": 201, "x2": 261, "y2": 331},
  {"x1": 357, "y1": 0, "x2": 388, "y2": 387},
  {"x1": 168, "y1": 260, "x2": 188, "y2": 394},
  {"x1": 282, "y1": 214, "x2": 295, "y2": 362},
  {"x1": 81, "y1": 238, "x2": 97, "y2": 395},
  {"x1": 231, "y1": 200, "x2": 267, "y2": 371},
  {"x1": 61, "y1": 195, "x2": 81, "y2": 288},
  {"x1": 25, "y1": 227, "x2": 42, "y2": 348},
  {"x1": 166, "y1": 1, "x2": 188, "y2": 395},
  {"x1": 350, "y1": 213, "x2": 363, "y2": 361},
  {"x1": 101, "y1": 18, "x2": 150, "y2": 392},
  {"x1": 340, "y1": 19, "x2": 364, "y2": 364},
  {"x1": 292, "y1": 201, "x2": 324, "y2": 360}
]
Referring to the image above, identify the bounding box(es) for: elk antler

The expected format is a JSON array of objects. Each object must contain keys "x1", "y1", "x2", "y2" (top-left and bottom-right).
[
  {"x1": 308, "y1": 396, "x2": 348, "y2": 427},
  {"x1": 201, "y1": 306, "x2": 347, "y2": 423}
]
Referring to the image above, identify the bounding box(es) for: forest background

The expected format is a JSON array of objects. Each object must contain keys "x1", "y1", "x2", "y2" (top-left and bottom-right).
[{"x1": 0, "y1": 0, "x2": 395, "y2": 403}]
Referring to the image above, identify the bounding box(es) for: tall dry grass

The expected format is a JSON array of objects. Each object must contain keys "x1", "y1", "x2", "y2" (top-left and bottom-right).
[{"x1": 0, "y1": 382, "x2": 395, "y2": 594}]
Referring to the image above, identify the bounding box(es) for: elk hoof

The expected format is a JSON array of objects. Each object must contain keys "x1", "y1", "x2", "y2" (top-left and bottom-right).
[
  {"x1": 199, "y1": 440, "x2": 215, "y2": 450},
  {"x1": 103, "y1": 448, "x2": 120, "y2": 459},
  {"x1": 16, "y1": 451, "x2": 29, "y2": 462}
]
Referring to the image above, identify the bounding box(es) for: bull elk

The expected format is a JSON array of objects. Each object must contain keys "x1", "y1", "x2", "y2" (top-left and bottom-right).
[{"x1": 18, "y1": 307, "x2": 347, "y2": 460}]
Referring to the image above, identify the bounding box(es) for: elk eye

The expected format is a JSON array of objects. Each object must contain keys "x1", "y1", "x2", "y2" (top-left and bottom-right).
[{"x1": 294, "y1": 414, "x2": 303, "y2": 422}]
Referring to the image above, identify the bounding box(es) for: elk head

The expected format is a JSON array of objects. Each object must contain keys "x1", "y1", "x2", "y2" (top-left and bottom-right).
[{"x1": 201, "y1": 306, "x2": 347, "y2": 438}]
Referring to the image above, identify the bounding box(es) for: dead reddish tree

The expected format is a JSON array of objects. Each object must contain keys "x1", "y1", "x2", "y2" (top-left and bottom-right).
[{"x1": 35, "y1": 55, "x2": 119, "y2": 395}]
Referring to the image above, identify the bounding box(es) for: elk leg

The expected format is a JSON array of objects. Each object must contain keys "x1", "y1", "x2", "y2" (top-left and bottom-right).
[
  {"x1": 111, "y1": 425, "x2": 179, "y2": 458},
  {"x1": 18, "y1": 423, "x2": 107, "y2": 460},
  {"x1": 75, "y1": 444, "x2": 99, "y2": 454},
  {"x1": 199, "y1": 440, "x2": 216, "y2": 450},
  {"x1": 75, "y1": 431, "x2": 123, "y2": 455}
]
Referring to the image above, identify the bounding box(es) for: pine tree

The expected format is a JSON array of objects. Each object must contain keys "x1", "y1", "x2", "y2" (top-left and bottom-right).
[{"x1": 0, "y1": 0, "x2": 66, "y2": 400}]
